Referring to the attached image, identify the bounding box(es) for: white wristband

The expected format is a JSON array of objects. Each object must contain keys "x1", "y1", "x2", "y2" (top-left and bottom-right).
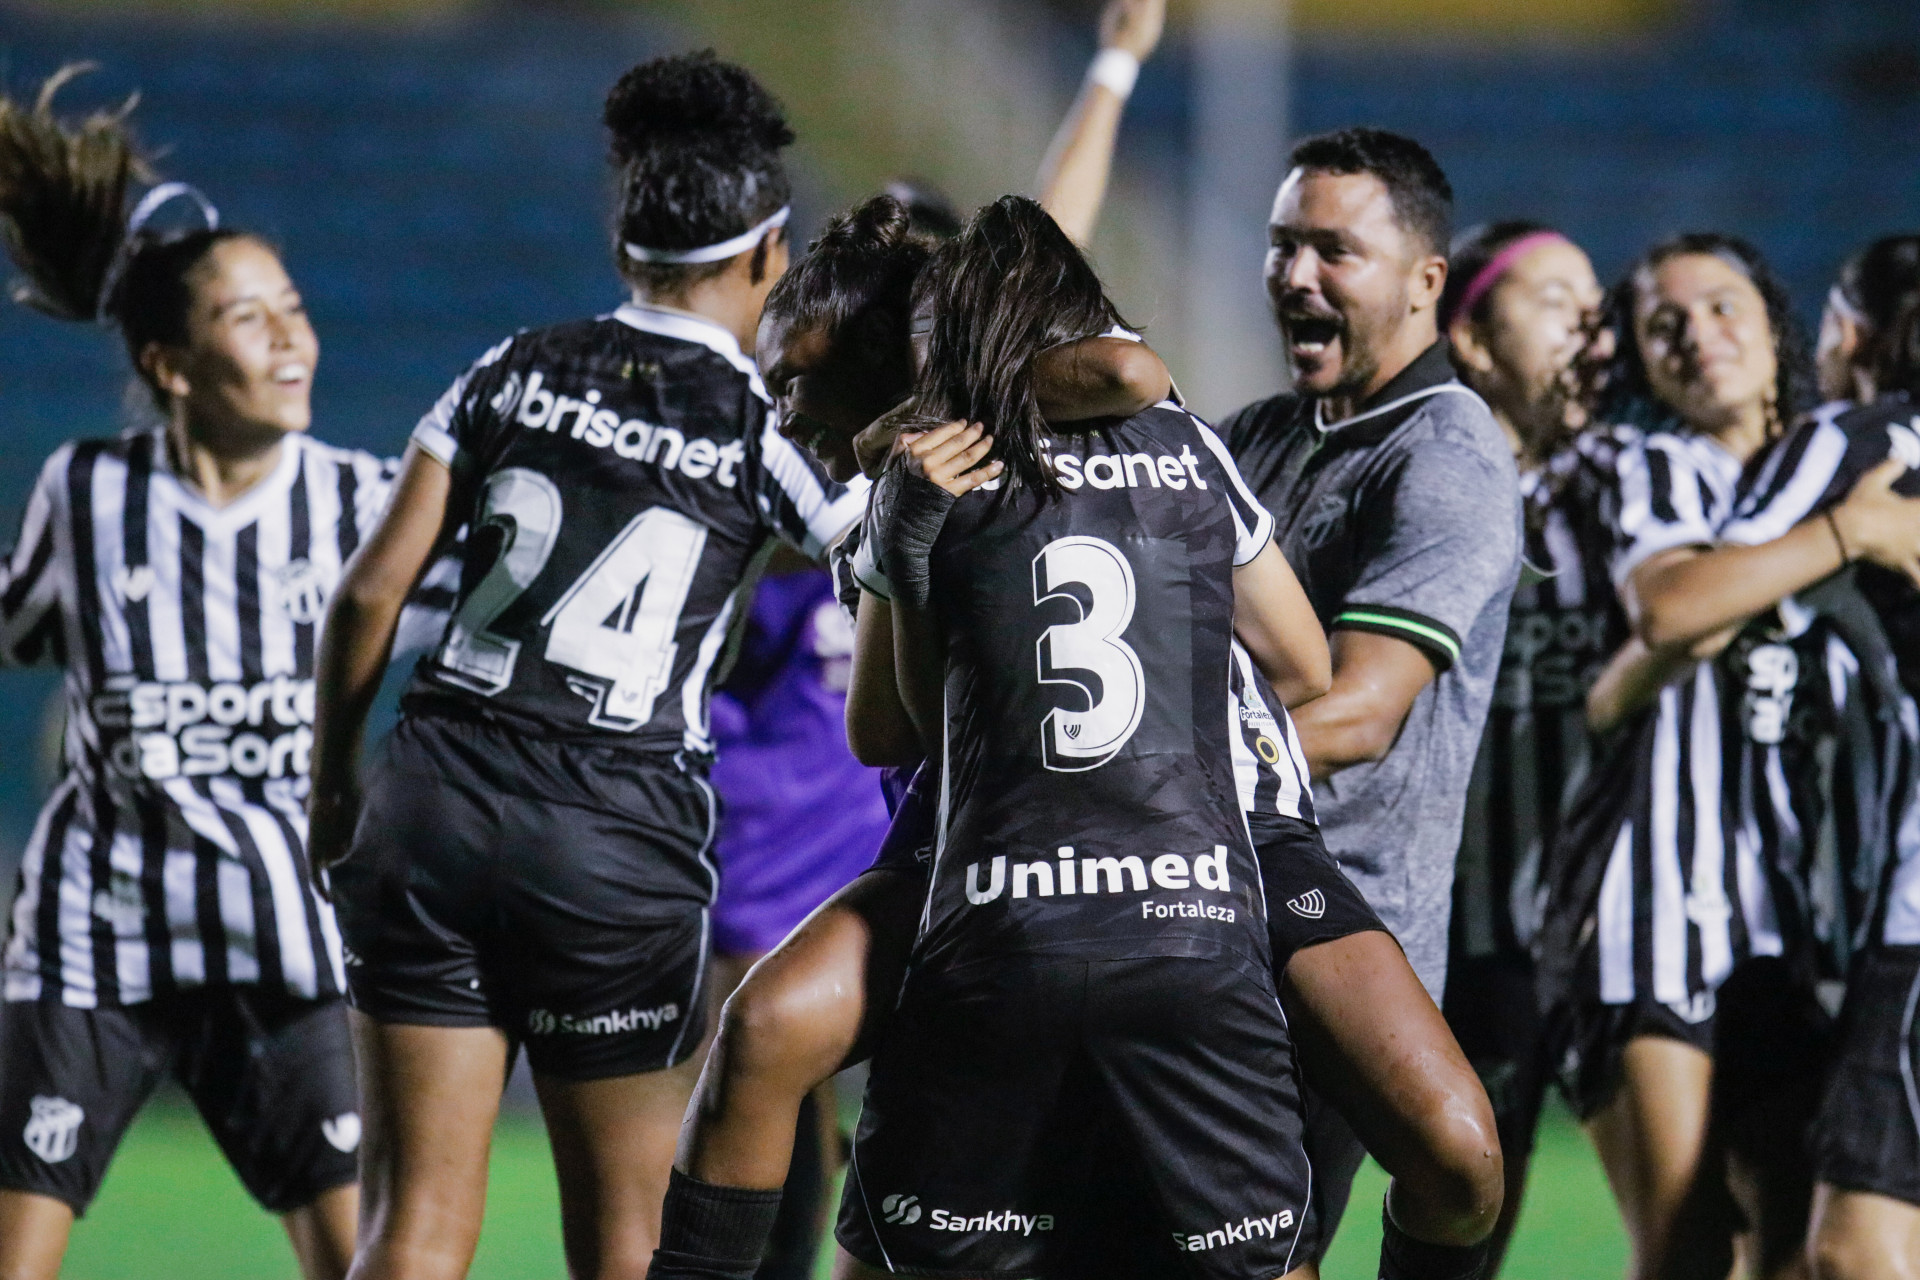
[{"x1": 1088, "y1": 47, "x2": 1140, "y2": 99}]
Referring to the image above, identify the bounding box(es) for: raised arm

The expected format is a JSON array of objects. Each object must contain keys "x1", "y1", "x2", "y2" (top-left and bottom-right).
[
  {"x1": 307, "y1": 444, "x2": 453, "y2": 886},
  {"x1": 1035, "y1": 0, "x2": 1165, "y2": 244}
]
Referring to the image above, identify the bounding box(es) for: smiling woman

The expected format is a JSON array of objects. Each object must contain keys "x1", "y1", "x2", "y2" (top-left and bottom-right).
[{"x1": 0, "y1": 65, "x2": 413, "y2": 1280}]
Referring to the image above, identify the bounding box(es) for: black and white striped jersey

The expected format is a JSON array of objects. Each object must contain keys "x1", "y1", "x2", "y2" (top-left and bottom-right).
[
  {"x1": 1722, "y1": 396, "x2": 1920, "y2": 953},
  {"x1": 1454, "y1": 431, "x2": 1631, "y2": 965},
  {"x1": 1545, "y1": 426, "x2": 1786, "y2": 1018},
  {"x1": 405, "y1": 305, "x2": 866, "y2": 754},
  {"x1": 0, "y1": 429, "x2": 403, "y2": 1008}
]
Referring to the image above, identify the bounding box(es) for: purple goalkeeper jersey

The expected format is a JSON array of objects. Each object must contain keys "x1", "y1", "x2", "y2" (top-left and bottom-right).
[{"x1": 710, "y1": 569, "x2": 892, "y2": 954}]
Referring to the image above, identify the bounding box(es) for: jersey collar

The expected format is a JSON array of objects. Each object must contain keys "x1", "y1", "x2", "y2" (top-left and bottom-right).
[
  {"x1": 611, "y1": 302, "x2": 772, "y2": 405},
  {"x1": 148, "y1": 427, "x2": 308, "y2": 529},
  {"x1": 1312, "y1": 340, "x2": 1469, "y2": 438}
]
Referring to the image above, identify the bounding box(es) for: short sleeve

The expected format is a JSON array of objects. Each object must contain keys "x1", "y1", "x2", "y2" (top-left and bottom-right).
[
  {"x1": 747, "y1": 419, "x2": 870, "y2": 558},
  {"x1": 1333, "y1": 440, "x2": 1520, "y2": 674},
  {"x1": 1608, "y1": 435, "x2": 1720, "y2": 586},
  {"x1": 409, "y1": 335, "x2": 517, "y2": 471},
  {"x1": 1190, "y1": 419, "x2": 1275, "y2": 565},
  {"x1": 0, "y1": 446, "x2": 70, "y2": 668}
]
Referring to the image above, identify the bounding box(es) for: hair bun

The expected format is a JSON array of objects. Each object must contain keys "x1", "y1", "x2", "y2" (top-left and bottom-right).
[{"x1": 604, "y1": 50, "x2": 793, "y2": 164}]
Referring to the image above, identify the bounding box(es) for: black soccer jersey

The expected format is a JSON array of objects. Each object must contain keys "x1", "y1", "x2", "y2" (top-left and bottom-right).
[
  {"x1": 406, "y1": 304, "x2": 866, "y2": 754},
  {"x1": 912, "y1": 405, "x2": 1278, "y2": 977},
  {"x1": 1722, "y1": 396, "x2": 1920, "y2": 951},
  {"x1": 1454, "y1": 432, "x2": 1631, "y2": 965},
  {"x1": 0, "y1": 430, "x2": 427, "y2": 1008}
]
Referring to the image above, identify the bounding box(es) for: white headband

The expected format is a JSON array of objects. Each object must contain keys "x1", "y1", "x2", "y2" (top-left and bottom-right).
[
  {"x1": 97, "y1": 181, "x2": 222, "y2": 321},
  {"x1": 623, "y1": 206, "x2": 790, "y2": 265}
]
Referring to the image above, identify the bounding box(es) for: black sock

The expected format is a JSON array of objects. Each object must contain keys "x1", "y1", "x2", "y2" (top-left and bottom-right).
[
  {"x1": 1377, "y1": 1205, "x2": 1493, "y2": 1280},
  {"x1": 649, "y1": 1168, "x2": 787, "y2": 1280},
  {"x1": 756, "y1": 1092, "x2": 826, "y2": 1280}
]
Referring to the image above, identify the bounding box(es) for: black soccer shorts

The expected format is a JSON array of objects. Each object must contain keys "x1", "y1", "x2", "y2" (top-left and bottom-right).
[
  {"x1": 1814, "y1": 945, "x2": 1920, "y2": 1205},
  {"x1": 836, "y1": 955, "x2": 1316, "y2": 1280},
  {"x1": 1251, "y1": 813, "x2": 1387, "y2": 972},
  {"x1": 0, "y1": 989, "x2": 358, "y2": 1215},
  {"x1": 332, "y1": 710, "x2": 713, "y2": 1080}
]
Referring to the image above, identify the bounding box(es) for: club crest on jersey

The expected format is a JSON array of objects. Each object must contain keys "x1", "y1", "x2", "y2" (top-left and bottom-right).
[
  {"x1": 23, "y1": 1096, "x2": 83, "y2": 1165},
  {"x1": 114, "y1": 564, "x2": 154, "y2": 602},
  {"x1": 273, "y1": 560, "x2": 329, "y2": 624}
]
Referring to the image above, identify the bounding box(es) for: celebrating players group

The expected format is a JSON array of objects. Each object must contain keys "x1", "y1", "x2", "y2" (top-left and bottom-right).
[{"x1": 3, "y1": 2, "x2": 1920, "y2": 1278}]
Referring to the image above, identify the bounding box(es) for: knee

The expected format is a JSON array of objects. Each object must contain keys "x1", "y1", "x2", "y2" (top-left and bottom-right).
[
  {"x1": 1405, "y1": 1094, "x2": 1506, "y2": 1244},
  {"x1": 716, "y1": 964, "x2": 855, "y2": 1088}
]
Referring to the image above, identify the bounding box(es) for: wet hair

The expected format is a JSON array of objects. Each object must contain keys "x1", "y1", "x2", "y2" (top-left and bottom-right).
[
  {"x1": 0, "y1": 63, "x2": 254, "y2": 408},
  {"x1": 1288, "y1": 127, "x2": 1452, "y2": 256},
  {"x1": 910, "y1": 195, "x2": 1126, "y2": 496},
  {"x1": 1439, "y1": 220, "x2": 1556, "y2": 332},
  {"x1": 882, "y1": 178, "x2": 963, "y2": 240},
  {"x1": 605, "y1": 50, "x2": 794, "y2": 295},
  {"x1": 762, "y1": 194, "x2": 932, "y2": 386},
  {"x1": 1834, "y1": 234, "x2": 1920, "y2": 400},
  {"x1": 1592, "y1": 232, "x2": 1813, "y2": 437}
]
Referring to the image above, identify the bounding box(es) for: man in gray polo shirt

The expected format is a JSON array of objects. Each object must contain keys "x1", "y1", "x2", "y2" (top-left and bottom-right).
[{"x1": 1224, "y1": 127, "x2": 1521, "y2": 1275}]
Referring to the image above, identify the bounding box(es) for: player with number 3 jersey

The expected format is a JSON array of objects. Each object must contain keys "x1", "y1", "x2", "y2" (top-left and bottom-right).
[
  {"x1": 305, "y1": 54, "x2": 862, "y2": 1279},
  {"x1": 836, "y1": 196, "x2": 1331, "y2": 1280}
]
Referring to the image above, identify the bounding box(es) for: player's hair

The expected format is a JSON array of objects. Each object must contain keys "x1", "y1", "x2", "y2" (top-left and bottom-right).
[
  {"x1": 1835, "y1": 234, "x2": 1920, "y2": 400},
  {"x1": 1288, "y1": 127, "x2": 1452, "y2": 256},
  {"x1": 0, "y1": 63, "x2": 256, "y2": 409},
  {"x1": 604, "y1": 50, "x2": 794, "y2": 295},
  {"x1": 910, "y1": 195, "x2": 1127, "y2": 497},
  {"x1": 1593, "y1": 232, "x2": 1813, "y2": 437},
  {"x1": 1440, "y1": 220, "x2": 1556, "y2": 331},
  {"x1": 762, "y1": 194, "x2": 932, "y2": 382},
  {"x1": 882, "y1": 178, "x2": 963, "y2": 241}
]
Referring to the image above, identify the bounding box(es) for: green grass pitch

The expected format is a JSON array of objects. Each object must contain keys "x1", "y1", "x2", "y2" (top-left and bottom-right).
[{"x1": 59, "y1": 1098, "x2": 1626, "y2": 1278}]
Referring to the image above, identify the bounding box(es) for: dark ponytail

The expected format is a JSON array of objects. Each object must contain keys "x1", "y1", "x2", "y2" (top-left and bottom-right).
[
  {"x1": 762, "y1": 194, "x2": 931, "y2": 381},
  {"x1": 911, "y1": 196, "x2": 1126, "y2": 497},
  {"x1": 604, "y1": 50, "x2": 794, "y2": 295},
  {"x1": 1835, "y1": 234, "x2": 1920, "y2": 401},
  {"x1": 0, "y1": 64, "x2": 253, "y2": 408}
]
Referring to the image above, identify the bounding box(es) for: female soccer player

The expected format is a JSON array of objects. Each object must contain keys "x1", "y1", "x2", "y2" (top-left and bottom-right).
[
  {"x1": 1438, "y1": 221, "x2": 1618, "y2": 1271},
  {"x1": 1597, "y1": 234, "x2": 1920, "y2": 1280},
  {"x1": 1537, "y1": 233, "x2": 1840, "y2": 1280},
  {"x1": 845, "y1": 193, "x2": 1331, "y2": 1280},
  {"x1": 0, "y1": 69, "x2": 368, "y2": 1280},
  {"x1": 306, "y1": 53, "x2": 864, "y2": 1280}
]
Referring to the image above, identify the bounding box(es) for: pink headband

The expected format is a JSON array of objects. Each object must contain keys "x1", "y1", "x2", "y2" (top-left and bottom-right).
[{"x1": 1447, "y1": 231, "x2": 1570, "y2": 329}]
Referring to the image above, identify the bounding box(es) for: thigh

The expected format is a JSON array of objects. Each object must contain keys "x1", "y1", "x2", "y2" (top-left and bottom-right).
[
  {"x1": 348, "y1": 1011, "x2": 510, "y2": 1280},
  {"x1": 835, "y1": 962, "x2": 1080, "y2": 1280},
  {"x1": 0, "y1": 998, "x2": 166, "y2": 1216},
  {"x1": 1811, "y1": 1185, "x2": 1920, "y2": 1280},
  {"x1": 1087, "y1": 958, "x2": 1316, "y2": 1280},
  {"x1": 173, "y1": 990, "x2": 360, "y2": 1213},
  {"x1": 535, "y1": 1056, "x2": 706, "y2": 1280}
]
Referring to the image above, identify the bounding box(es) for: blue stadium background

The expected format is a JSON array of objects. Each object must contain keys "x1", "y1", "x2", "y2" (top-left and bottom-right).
[{"x1": 2, "y1": 0, "x2": 1918, "y2": 887}]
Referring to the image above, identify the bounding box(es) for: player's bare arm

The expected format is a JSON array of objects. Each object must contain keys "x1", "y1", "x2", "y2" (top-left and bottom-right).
[
  {"x1": 307, "y1": 444, "x2": 452, "y2": 887},
  {"x1": 1231, "y1": 540, "x2": 1332, "y2": 709},
  {"x1": 1034, "y1": 0, "x2": 1164, "y2": 245}
]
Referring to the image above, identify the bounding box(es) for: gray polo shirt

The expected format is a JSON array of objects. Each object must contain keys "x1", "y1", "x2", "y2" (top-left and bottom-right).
[{"x1": 1223, "y1": 342, "x2": 1521, "y2": 996}]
